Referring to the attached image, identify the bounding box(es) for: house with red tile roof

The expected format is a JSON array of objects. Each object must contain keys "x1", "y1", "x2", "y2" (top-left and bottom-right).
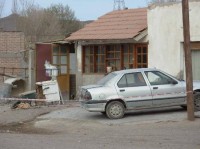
[
  {"x1": 66, "y1": 8, "x2": 148, "y2": 89},
  {"x1": 34, "y1": 1, "x2": 200, "y2": 100},
  {"x1": 67, "y1": 8, "x2": 147, "y2": 41}
]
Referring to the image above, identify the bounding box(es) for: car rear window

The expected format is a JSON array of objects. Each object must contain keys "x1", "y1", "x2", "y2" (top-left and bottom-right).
[{"x1": 97, "y1": 73, "x2": 117, "y2": 85}]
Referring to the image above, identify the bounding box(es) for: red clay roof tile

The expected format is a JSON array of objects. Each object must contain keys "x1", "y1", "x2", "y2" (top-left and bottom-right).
[{"x1": 66, "y1": 8, "x2": 147, "y2": 41}]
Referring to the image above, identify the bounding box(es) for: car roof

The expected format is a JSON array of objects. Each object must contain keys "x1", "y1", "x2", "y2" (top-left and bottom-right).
[{"x1": 113, "y1": 68, "x2": 158, "y2": 74}]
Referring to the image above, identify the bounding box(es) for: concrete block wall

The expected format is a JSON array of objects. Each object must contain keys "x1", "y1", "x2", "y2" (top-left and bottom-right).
[
  {"x1": 0, "y1": 32, "x2": 24, "y2": 52},
  {"x1": 0, "y1": 32, "x2": 25, "y2": 83}
]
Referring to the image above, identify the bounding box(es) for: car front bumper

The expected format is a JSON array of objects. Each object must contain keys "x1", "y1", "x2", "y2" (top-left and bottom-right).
[{"x1": 81, "y1": 100, "x2": 107, "y2": 112}]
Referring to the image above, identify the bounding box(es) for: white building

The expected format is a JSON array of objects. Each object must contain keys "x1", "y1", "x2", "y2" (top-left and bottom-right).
[{"x1": 148, "y1": 1, "x2": 200, "y2": 80}]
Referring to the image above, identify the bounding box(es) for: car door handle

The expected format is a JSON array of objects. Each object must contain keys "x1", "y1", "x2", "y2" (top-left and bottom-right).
[
  {"x1": 153, "y1": 87, "x2": 158, "y2": 90},
  {"x1": 120, "y1": 89, "x2": 125, "y2": 92}
]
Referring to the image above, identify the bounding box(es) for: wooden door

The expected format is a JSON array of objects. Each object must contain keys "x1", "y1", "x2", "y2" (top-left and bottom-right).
[
  {"x1": 52, "y1": 44, "x2": 70, "y2": 99},
  {"x1": 35, "y1": 44, "x2": 52, "y2": 82}
]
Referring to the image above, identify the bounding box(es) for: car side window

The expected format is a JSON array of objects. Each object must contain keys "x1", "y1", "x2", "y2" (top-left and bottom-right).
[
  {"x1": 117, "y1": 75, "x2": 127, "y2": 88},
  {"x1": 117, "y1": 72, "x2": 147, "y2": 88},
  {"x1": 145, "y1": 71, "x2": 176, "y2": 85}
]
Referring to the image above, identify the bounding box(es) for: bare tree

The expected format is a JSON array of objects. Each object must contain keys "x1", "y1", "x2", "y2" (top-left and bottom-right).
[
  {"x1": 0, "y1": 0, "x2": 5, "y2": 18},
  {"x1": 10, "y1": 1, "x2": 83, "y2": 43},
  {"x1": 17, "y1": 6, "x2": 62, "y2": 43},
  {"x1": 19, "y1": 0, "x2": 34, "y2": 15},
  {"x1": 46, "y1": 4, "x2": 83, "y2": 35}
]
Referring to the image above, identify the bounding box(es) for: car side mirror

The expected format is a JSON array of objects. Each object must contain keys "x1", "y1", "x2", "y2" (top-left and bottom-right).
[{"x1": 171, "y1": 80, "x2": 178, "y2": 85}]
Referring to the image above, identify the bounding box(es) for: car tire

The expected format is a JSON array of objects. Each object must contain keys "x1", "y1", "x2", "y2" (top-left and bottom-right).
[
  {"x1": 181, "y1": 105, "x2": 187, "y2": 110},
  {"x1": 106, "y1": 101, "x2": 125, "y2": 119},
  {"x1": 101, "y1": 112, "x2": 106, "y2": 116},
  {"x1": 194, "y1": 92, "x2": 200, "y2": 111}
]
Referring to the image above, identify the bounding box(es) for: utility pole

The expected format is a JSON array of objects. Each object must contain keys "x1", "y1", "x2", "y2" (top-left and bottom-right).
[
  {"x1": 182, "y1": 0, "x2": 195, "y2": 121},
  {"x1": 114, "y1": 0, "x2": 125, "y2": 10}
]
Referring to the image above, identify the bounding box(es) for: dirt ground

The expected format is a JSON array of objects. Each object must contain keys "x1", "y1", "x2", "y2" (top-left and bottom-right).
[
  {"x1": 0, "y1": 101, "x2": 200, "y2": 149},
  {"x1": 0, "y1": 101, "x2": 78, "y2": 133}
]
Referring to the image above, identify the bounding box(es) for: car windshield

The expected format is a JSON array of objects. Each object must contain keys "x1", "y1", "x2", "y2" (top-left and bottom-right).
[
  {"x1": 160, "y1": 71, "x2": 184, "y2": 81},
  {"x1": 97, "y1": 72, "x2": 117, "y2": 85}
]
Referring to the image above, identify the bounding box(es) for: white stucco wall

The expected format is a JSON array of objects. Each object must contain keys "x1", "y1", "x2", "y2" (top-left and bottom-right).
[
  {"x1": 70, "y1": 53, "x2": 77, "y2": 74},
  {"x1": 76, "y1": 43, "x2": 104, "y2": 91},
  {"x1": 76, "y1": 44, "x2": 83, "y2": 92},
  {"x1": 148, "y1": 1, "x2": 200, "y2": 78}
]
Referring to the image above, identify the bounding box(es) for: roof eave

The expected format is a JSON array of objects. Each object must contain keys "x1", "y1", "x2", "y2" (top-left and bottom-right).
[
  {"x1": 133, "y1": 28, "x2": 148, "y2": 41},
  {"x1": 66, "y1": 29, "x2": 148, "y2": 44},
  {"x1": 66, "y1": 38, "x2": 138, "y2": 45}
]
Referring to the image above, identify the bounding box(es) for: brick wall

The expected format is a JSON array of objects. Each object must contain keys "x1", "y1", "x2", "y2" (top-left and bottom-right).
[{"x1": 0, "y1": 32, "x2": 25, "y2": 83}]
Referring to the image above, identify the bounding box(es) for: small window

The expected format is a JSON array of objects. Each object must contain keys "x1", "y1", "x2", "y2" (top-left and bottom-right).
[
  {"x1": 83, "y1": 44, "x2": 148, "y2": 73},
  {"x1": 117, "y1": 75, "x2": 127, "y2": 88},
  {"x1": 126, "y1": 74, "x2": 135, "y2": 87},
  {"x1": 61, "y1": 56, "x2": 67, "y2": 65},
  {"x1": 53, "y1": 56, "x2": 59, "y2": 65},
  {"x1": 52, "y1": 44, "x2": 69, "y2": 75},
  {"x1": 117, "y1": 72, "x2": 146, "y2": 88},
  {"x1": 145, "y1": 71, "x2": 175, "y2": 85},
  {"x1": 60, "y1": 66, "x2": 67, "y2": 74}
]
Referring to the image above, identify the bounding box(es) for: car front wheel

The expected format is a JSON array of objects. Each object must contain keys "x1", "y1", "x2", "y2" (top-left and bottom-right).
[
  {"x1": 194, "y1": 92, "x2": 200, "y2": 111},
  {"x1": 106, "y1": 101, "x2": 125, "y2": 119}
]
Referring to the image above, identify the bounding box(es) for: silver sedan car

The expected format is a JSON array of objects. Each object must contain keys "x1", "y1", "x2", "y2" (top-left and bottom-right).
[{"x1": 80, "y1": 68, "x2": 200, "y2": 119}]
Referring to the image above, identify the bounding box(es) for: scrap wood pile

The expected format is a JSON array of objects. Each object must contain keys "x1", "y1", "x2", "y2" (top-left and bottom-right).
[
  {"x1": 6, "y1": 88, "x2": 46, "y2": 109},
  {"x1": 12, "y1": 101, "x2": 31, "y2": 109}
]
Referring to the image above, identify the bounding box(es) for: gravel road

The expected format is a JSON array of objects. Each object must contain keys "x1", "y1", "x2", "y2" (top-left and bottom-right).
[{"x1": 0, "y1": 102, "x2": 200, "y2": 149}]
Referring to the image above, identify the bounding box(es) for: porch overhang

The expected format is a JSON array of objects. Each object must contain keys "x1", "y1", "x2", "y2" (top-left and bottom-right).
[
  {"x1": 133, "y1": 28, "x2": 148, "y2": 42},
  {"x1": 67, "y1": 28, "x2": 148, "y2": 45},
  {"x1": 36, "y1": 40, "x2": 72, "y2": 45},
  {"x1": 76, "y1": 39, "x2": 138, "y2": 45}
]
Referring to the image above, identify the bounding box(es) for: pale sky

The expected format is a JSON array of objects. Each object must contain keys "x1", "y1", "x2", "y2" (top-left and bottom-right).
[{"x1": 2, "y1": 0, "x2": 148, "y2": 21}]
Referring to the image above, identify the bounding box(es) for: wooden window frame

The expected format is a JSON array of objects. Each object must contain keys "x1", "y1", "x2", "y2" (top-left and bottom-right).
[
  {"x1": 52, "y1": 44, "x2": 69, "y2": 75},
  {"x1": 122, "y1": 44, "x2": 134, "y2": 69},
  {"x1": 95, "y1": 45, "x2": 106, "y2": 73},
  {"x1": 106, "y1": 45, "x2": 121, "y2": 71},
  {"x1": 82, "y1": 46, "x2": 95, "y2": 73},
  {"x1": 135, "y1": 44, "x2": 148, "y2": 68},
  {"x1": 82, "y1": 44, "x2": 148, "y2": 74}
]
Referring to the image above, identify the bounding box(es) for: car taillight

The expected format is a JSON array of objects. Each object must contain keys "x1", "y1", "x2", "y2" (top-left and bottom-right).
[{"x1": 84, "y1": 91, "x2": 92, "y2": 100}]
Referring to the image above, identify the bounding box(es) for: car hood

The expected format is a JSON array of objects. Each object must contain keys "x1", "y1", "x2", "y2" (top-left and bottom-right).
[
  {"x1": 181, "y1": 80, "x2": 200, "y2": 90},
  {"x1": 193, "y1": 80, "x2": 200, "y2": 90}
]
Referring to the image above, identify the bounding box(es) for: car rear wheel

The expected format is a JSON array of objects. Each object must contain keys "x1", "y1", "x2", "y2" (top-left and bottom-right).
[
  {"x1": 194, "y1": 92, "x2": 200, "y2": 111},
  {"x1": 106, "y1": 101, "x2": 125, "y2": 119},
  {"x1": 101, "y1": 112, "x2": 106, "y2": 116},
  {"x1": 181, "y1": 105, "x2": 187, "y2": 110}
]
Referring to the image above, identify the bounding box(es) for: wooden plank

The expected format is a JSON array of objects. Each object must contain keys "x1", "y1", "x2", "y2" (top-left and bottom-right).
[{"x1": 191, "y1": 42, "x2": 200, "y2": 50}]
